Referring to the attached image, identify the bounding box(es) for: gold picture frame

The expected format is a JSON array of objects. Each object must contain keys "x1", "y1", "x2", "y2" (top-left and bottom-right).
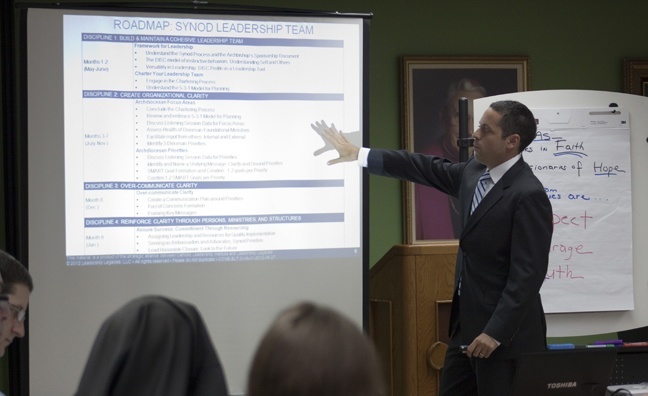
[
  {"x1": 401, "y1": 56, "x2": 530, "y2": 244},
  {"x1": 623, "y1": 59, "x2": 648, "y2": 96}
]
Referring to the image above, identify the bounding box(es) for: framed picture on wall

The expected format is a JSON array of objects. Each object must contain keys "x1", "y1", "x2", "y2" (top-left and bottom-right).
[
  {"x1": 623, "y1": 59, "x2": 648, "y2": 96},
  {"x1": 401, "y1": 56, "x2": 529, "y2": 244}
]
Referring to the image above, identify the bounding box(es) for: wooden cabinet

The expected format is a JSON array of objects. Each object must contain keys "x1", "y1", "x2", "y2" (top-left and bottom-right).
[{"x1": 369, "y1": 244, "x2": 457, "y2": 396}]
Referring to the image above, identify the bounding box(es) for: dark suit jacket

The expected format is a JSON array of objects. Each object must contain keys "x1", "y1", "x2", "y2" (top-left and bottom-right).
[{"x1": 367, "y1": 149, "x2": 553, "y2": 359}]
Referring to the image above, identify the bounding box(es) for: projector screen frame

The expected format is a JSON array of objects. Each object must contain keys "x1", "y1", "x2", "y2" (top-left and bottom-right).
[{"x1": 8, "y1": 3, "x2": 372, "y2": 395}]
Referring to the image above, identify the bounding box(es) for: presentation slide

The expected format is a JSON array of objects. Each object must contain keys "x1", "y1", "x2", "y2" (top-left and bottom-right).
[
  {"x1": 64, "y1": 14, "x2": 361, "y2": 266},
  {"x1": 26, "y1": 8, "x2": 367, "y2": 395}
]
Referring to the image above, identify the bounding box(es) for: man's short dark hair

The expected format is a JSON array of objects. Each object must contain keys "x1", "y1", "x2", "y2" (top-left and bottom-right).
[
  {"x1": 0, "y1": 250, "x2": 33, "y2": 294},
  {"x1": 490, "y1": 100, "x2": 537, "y2": 152}
]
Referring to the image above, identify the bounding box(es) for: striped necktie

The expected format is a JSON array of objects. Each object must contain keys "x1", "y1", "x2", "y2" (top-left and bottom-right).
[
  {"x1": 459, "y1": 171, "x2": 491, "y2": 296},
  {"x1": 471, "y1": 171, "x2": 491, "y2": 213}
]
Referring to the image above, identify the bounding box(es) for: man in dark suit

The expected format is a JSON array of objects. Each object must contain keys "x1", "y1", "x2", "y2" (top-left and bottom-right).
[{"x1": 314, "y1": 100, "x2": 553, "y2": 395}]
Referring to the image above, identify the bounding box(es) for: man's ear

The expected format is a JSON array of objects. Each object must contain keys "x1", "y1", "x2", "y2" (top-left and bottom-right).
[{"x1": 507, "y1": 133, "x2": 520, "y2": 149}]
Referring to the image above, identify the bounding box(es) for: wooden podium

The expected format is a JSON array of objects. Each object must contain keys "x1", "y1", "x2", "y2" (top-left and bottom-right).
[{"x1": 369, "y1": 243, "x2": 457, "y2": 396}]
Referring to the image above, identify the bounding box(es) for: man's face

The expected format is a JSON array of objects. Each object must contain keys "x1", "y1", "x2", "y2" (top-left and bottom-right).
[
  {"x1": 0, "y1": 283, "x2": 30, "y2": 357},
  {"x1": 473, "y1": 107, "x2": 518, "y2": 169}
]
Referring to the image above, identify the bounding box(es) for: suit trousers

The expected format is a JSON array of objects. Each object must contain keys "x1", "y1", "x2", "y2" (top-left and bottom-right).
[{"x1": 439, "y1": 330, "x2": 517, "y2": 396}]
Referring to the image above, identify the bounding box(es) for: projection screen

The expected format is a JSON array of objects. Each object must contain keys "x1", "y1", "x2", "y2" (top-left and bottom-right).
[{"x1": 24, "y1": 6, "x2": 369, "y2": 395}]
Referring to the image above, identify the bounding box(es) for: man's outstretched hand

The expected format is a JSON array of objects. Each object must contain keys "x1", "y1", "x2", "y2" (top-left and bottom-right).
[
  {"x1": 311, "y1": 120, "x2": 336, "y2": 156},
  {"x1": 310, "y1": 120, "x2": 360, "y2": 165}
]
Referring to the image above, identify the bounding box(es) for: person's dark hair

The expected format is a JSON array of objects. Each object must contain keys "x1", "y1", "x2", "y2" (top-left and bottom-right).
[
  {"x1": 489, "y1": 100, "x2": 537, "y2": 152},
  {"x1": 247, "y1": 302, "x2": 385, "y2": 396},
  {"x1": 0, "y1": 250, "x2": 34, "y2": 294}
]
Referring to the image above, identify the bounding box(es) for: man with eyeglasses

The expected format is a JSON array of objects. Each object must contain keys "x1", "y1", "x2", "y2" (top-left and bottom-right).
[{"x1": 0, "y1": 250, "x2": 33, "y2": 359}]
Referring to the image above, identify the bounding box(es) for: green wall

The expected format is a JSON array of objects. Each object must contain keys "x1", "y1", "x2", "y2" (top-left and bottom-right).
[{"x1": 8, "y1": 0, "x2": 648, "y2": 265}]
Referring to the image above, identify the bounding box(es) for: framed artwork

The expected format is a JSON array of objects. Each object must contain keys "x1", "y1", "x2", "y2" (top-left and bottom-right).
[
  {"x1": 401, "y1": 56, "x2": 529, "y2": 244},
  {"x1": 623, "y1": 59, "x2": 648, "y2": 96}
]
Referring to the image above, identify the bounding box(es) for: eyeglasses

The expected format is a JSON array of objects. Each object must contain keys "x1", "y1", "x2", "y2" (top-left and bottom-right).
[
  {"x1": 9, "y1": 303, "x2": 26, "y2": 323},
  {"x1": 0, "y1": 276, "x2": 28, "y2": 322},
  {"x1": 0, "y1": 296, "x2": 7, "y2": 319},
  {"x1": 0, "y1": 295, "x2": 27, "y2": 323}
]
